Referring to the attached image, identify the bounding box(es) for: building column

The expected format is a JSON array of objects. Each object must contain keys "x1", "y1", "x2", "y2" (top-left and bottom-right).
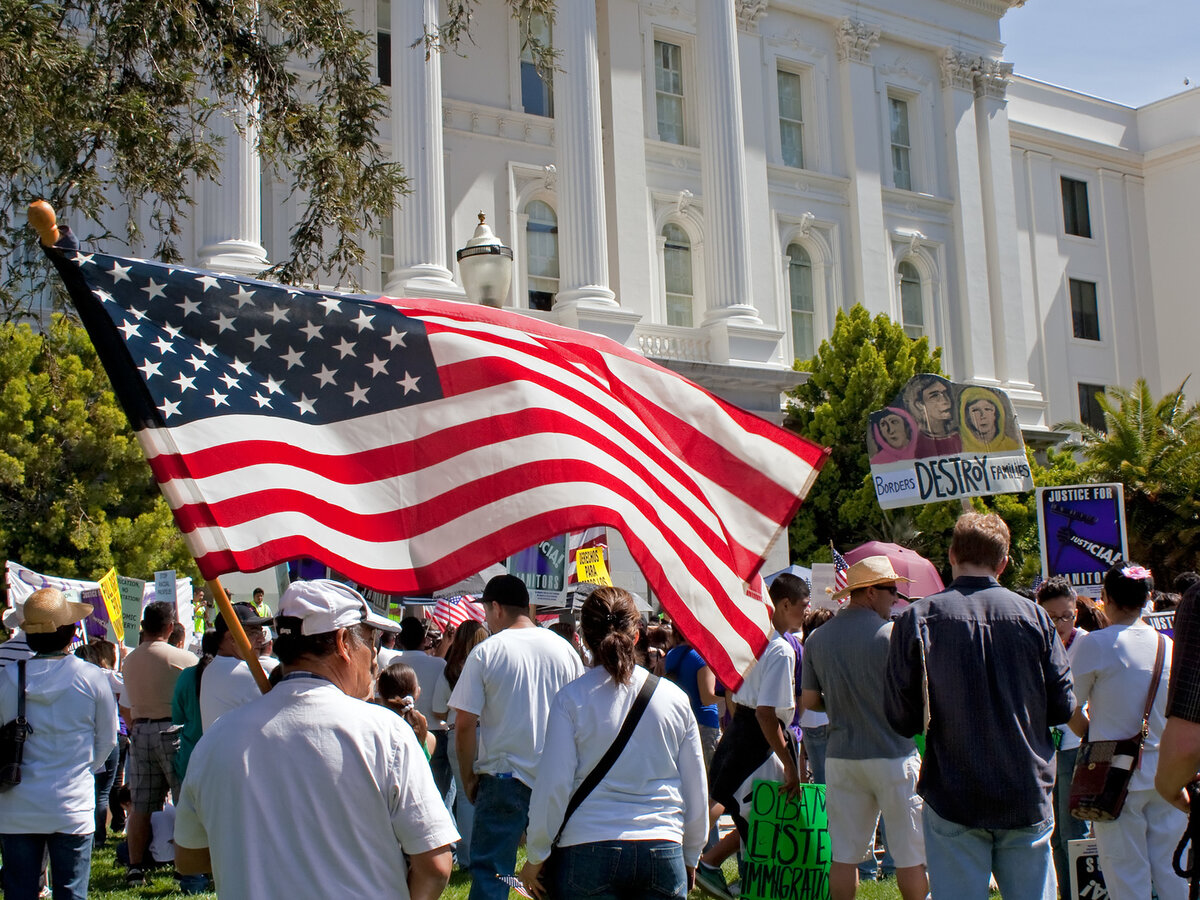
[
  {"x1": 976, "y1": 61, "x2": 1035, "y2": 390},
  {"x1": 835, "y1": 19, "x2": 890, "y2": 315},
  {"x1": 197, "y1": 101, "x2": 269, "y2": 276},
  {"x1": 385, "y1": 0, "x2": 461, "y2": 298},
  {"x1": 695, "y1": 0, "x2": 760, "y2": 326},
  {"x1": 939, "y1": 50, "x2": 997, "y2": 385},
  {"x1": 551, "y1": 0, "x2": 616, "y2": 310}
]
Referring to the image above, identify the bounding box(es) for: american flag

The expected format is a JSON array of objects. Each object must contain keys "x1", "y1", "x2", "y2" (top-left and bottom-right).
[
  {"x1": 431, "y1": 595, "x2": 486, "y2": 630},
  {"x1": 832, "y1": 545, "x2": 850, "y2": 592},
  {"x1": 47, "y1": 247, "x2": 828, "y2": 688}
]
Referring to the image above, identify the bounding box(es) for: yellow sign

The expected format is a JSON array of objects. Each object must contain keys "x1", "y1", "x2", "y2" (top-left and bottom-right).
[
  {"x1": 97, "y1": 567, "x2": 124, "y2": 642},
  {"x1": 575, "y1": 547, "x2": 613, "y2": 586}
]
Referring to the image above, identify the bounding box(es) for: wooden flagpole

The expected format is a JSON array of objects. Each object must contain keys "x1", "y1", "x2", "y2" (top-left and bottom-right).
[{"x1": 29, "y1": 201, "x2": 270, "y2": 696}]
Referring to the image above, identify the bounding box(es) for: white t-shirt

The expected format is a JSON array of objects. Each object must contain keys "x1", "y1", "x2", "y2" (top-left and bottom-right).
[
  {"x1": 376, "y1": 646, "x2": 402, "y2": 670},
  {"x1": 525, "y1": 666, "x2": 708, "y2": 866},
  {"x1": 730, "y1": 631, "x2": 796, "y2": 724},
  {"x1": 394, "y1": 650, "x2": 448, "y2": 731},
  {"x1": 431, "y1": 671, "x2": 455, "y2": 727},
  {"x1": 198, "y1": 654, "x2": 279, "y2": 731},
  {"x1": 449, "y1": 626, "x2": 584, "y2": 787},
  {"x1": 176, "y1": 677, "x2": 459, "y2": 899},
  {"x1": 1055, "y1": 627, "x2": 1088, "y2": 752},
  {"x1": 1072, "y1": 621, "x2": 1172, "y2": 792}
]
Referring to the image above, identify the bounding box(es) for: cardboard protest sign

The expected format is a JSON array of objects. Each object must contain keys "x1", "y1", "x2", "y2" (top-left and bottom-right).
[
  {"x1": 1147, "y1": 609, "x2": 1175, "y2": 639},
  {"x1": 117, "y1": 576, "x2": 146, "y2": 648},
  {"x1": 868, "y1": 376, "x2": 1031, "y2": 509},
  {"x1": 508, "y1": 535, "x2": 568, "y2": 605},
  {"x1": 743, "y1": 780, "x2": 830, "y2": 900},
  {"x1": 97, "y1": 567, "x2": 123, "y2": 642},
  {"x1": 1037, "y1": 484, "x2": 1128, "y2": 598},
  {"x1": 1068, "y1": 838, "x2": 1107, "y2": 900},
  {"x1": 154, "y1": 569, "x2": 178, "y2": 605},
  {"x1": 575, "y1": 547, "x2": 613, "y2": 586}
]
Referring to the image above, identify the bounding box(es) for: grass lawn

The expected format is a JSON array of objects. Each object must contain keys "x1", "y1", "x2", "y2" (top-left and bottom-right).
[{"x1": 84, "y1": 842, "x2": 913, "y2": 899}]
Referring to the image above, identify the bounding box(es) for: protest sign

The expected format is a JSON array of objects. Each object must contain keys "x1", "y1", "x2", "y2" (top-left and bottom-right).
[
  {"x1": 117, "y1": 576, "x2": 146, "y2": 648},
  {"x1": 1147, "y1": 609, "x2": 1175, "y2": 639},
  {"x1": 5, "y1": 560, "x2": 99, "y2": 606},
  {"x1": 743, "y1": 780, "x2": 830, "y2": 900},
  {"x1": 868, "y1": 376, "x2": 1031, "y2": 509},
  {"x1": 97, "y1": 567, "x2": 124, "y2": 642},
  {"x1": 508, "y1": 535, "x2": 568, "y2": 605},
  {"x1": 1068, "y1": 838, "x2": 1107, "y2": 900},
  {"x1": 1037, "y1": 484, "x2": 1128, "y2": 598},
  {"x1": 154, "y1": 569, "x2": 177, "y2": 605},
  {"x1": 575, "y1": 547, "x2": 613, "y2": 586}
]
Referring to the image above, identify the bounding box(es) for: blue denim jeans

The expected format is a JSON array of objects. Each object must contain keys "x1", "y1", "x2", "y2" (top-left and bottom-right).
[
  {"x1": 447, "y1": 730, "x2": 474, "y2": 868},
  {"x1": 1051, "y1": 747, "x2": 1088, "y2": 896},
  {"x1": 550, "y1": 840, "x2": 686, "y2": 900},
  {"x1": 1, "y1": 832, "x2": 93, "y2": 900},
  {"x1": 802, "y1": 723, "x2": 829, "y2": 785},
  {"x1": 923, "y1": 804, "x2": 1056, "y2": 900},
  {"x1": 94, "y1": 742, "x2": 122, "y2": 843},
  {"x1": 468, "y1": 774, "x2": 532, "y2": 900}
]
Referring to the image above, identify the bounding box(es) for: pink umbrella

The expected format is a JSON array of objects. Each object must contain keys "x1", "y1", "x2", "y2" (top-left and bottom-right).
[{"x1": 845, "y1": 541, "x2": 944, "y2": 600}]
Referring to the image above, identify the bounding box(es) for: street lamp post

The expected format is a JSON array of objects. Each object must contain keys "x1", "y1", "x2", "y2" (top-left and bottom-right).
[{"x1": 456, "y1": 213, "x2": 513, "y2": 307}]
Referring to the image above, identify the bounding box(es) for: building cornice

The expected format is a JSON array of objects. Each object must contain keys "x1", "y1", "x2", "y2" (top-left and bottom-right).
[
  {"x1": 942, "y1": 0, "x2": 1026, "y2": 17},
  {"x1": 1009, "y1": 122, "x2": 1146, "y2": 172}
]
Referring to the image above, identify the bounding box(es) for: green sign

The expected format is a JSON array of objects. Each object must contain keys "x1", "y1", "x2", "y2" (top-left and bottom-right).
[
  {"x1": 116, "y1": 576, "x2": 146, "y2": 649},
  {"x1": 742, "y1": 780, "x2": 830, "y2": 900}
]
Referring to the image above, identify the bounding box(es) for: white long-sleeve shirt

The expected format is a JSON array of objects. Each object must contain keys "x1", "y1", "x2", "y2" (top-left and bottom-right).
[{"x1": 525, "y1": 665, "x2": 708, "y2": 866}]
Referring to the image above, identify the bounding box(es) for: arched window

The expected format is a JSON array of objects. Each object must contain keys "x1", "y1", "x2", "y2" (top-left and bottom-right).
[
  {"x1": 662, "y1": 223, "x2": 693, "y2": 327},
  {"x1": 787, "y1": 243, "x2": 814, "y2": 361},
  {"x1": 898, "y1": 261, "x2": 924, "y2": 339},
  {"x1": 526, "y1": 200, "x2": 558, "y2": 310}
]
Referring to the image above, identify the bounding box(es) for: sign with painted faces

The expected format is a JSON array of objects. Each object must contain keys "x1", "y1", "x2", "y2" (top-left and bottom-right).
[{"x1": 867, "y1": 375, "x2": 1031, "y2": 509}]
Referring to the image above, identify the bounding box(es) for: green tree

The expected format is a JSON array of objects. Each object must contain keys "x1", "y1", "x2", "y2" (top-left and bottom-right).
[
  {"x1": 0, "y1": 316, "x2": 193, "y2": 579},
  {"x1": 1057, "y1": 379, "x2": 1200, "y2": 581},
  {"x1": 2, "y1": 0, "x2": 410, "y2": 320},
  {"x1": 784, "y1": 305, "x2": 959, "y2": 566}
]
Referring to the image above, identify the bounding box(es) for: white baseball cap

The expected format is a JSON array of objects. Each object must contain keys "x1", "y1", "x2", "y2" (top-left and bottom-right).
[{"x1": 275, "y1": 580, "x2": 400, "y2": 636}]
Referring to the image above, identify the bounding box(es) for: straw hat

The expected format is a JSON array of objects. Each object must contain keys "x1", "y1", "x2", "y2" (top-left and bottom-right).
[
  {"x1": 831, "y1": 556, "x2": 912, "y2": 603},
  {"x1": 21, "y1": 587, "x2": 93, "y2": 634}
]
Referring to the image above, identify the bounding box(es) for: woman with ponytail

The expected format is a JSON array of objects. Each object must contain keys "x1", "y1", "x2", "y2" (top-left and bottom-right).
[{"x1": 519, "y1": 587, "x2": 708, "y2": 899}]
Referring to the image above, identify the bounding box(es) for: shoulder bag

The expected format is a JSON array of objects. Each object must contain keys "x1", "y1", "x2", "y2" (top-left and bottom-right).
[
  {"x1": 0, "y1": 660, "x2": 32, "y2": 790},
  {"x1": 1069, "y1": 634, "x2": 1166, "y2": 821}
]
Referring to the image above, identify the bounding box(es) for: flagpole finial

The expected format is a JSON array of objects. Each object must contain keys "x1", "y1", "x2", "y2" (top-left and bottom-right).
[{"x1": 28, "y1": 200, "x2": 60, "y2": 247}]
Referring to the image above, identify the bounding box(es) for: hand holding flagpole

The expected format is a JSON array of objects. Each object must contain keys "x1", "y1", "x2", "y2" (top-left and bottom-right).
[{"x1": 28, "y1": 200, "x2": 61, "y2": 247}]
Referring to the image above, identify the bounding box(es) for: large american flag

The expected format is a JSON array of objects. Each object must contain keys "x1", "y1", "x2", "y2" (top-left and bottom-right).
[{"x1": 48, "y1": 247, "x2": 828, "y2": 687}]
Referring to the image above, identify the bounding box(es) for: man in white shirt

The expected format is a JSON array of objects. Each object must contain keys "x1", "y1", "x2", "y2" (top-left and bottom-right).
[
  {"x1": 175, "y1": 579, "x2": 458, "y2": 899},
  {"x1": 197, "y1": 602, "x2": 277, "y2": 730},
  {"x1": 450, "y1": 574, "x2": 584, "y2": 900}
]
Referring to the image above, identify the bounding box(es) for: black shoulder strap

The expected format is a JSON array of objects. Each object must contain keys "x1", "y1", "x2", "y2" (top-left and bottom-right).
[
  {"x1": 553, "y1": 673, "x2": 659, "y2": 847},
  {"x1": 16, "y1": 659, "x2": 27, "y2": 722}
]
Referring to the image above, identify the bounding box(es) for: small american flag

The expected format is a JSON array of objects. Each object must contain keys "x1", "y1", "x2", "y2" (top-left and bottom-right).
[
  {"x1": 432, "y1": 595, "x2": 486, "y2": 630},
  {"x1": 832, "y1": 545, "x2": 850, "y2": 591},
  {"x1": 1031, "y1": 574, "x2": 1045, "y2": 594},
  {"x1": 47, "y1": 246, "x2": 828, "y2": 688}
]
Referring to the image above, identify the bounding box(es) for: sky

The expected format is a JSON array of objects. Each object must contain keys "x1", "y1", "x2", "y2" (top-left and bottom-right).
[{"x1": 1000, "y1": 0, "x2": 1200, "y2": 107}]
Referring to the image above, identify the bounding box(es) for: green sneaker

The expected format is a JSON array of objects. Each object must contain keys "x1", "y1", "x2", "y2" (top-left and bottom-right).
[{"x1": 695, "y1": 860, "x2": 735, "y2": 900}]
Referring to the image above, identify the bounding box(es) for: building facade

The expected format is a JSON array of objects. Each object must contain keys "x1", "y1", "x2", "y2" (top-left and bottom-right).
[{"x1": 164, "y1": 0, "x2": 1200, "y2": 437}]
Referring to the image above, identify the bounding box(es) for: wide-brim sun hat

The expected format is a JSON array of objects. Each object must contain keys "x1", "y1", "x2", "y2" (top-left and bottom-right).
[
  {"x1": 21, "y1": 588, "x2": 94, "y2": 634},
  {"x1": 831, "y1": 556, "x2": 912, "y2": 603}
]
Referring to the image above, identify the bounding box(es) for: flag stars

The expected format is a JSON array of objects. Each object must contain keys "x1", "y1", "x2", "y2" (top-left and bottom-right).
[
  {"x1": 158, "y1": 398, "x2": 181, "y2": 419},
  {"x1": 293, "y1": 394, "x2": 317, "y2": 416},
  {"x1": 207, "y1": 389, "x2": 229, "y2": 408},
  {"x1": 399, "y1": 372, "x2": 421, "y2": 394},
  {"x1": 109, "y1": 261, "x2": 132, "y2": 283},
  {"x1": 152, "y1": 336, "x2": 175, "y2": 356},
  {"x1": 383, "y1": 327, "x2": 407, "y2": 350},
  {"x1": 172, "y1": 372, "x2": 197, "y2": 393},
  {"x1": 197, "y1": 274, "x2": 222, "y2": 292},
  {"x1": 318, "y1": 297, "x2": 341, "y2": 316},
  {"x1": 366, "y1": 355, "x2": 389, "y2": 378},
  {"x1": 219, "y1": 372, "x2": 240, "y2": 390},
  {"x1": 282, "y1": 347, "x2": 305, "y2": 369},
  {"x1": 299, "y1": 321, "x2": 323, "y2": 342},
  {"x1": 178, "y1": 296, "x2": 200, "y2": 317},
  {"x1": 314, "y1": 365, "x2": 338, "y2": 388},
  {"x1": 197, "y1": 339, "x2": 216, "y2": 356},
  {"x1": 185, "y1": 354, "x2": 208, "y2": 372},
  {"x1": 128, "y1": 307, "x2": 149, "y2": 321},
  {"x1": 214, "y1": 312, "x2": 237, "y2": 333},
  {"x1": 138, "y1": 360, "x2": 162, "y2": 379},
  {"x1": 230, "y1": 359, "x2": 251, "y2": 376},
  {"x1": 233, "y1": 286, "x2": 257, "y2": 307},
  {"x1": 262, "y1": 375, "x2": 284, "y2": 396},
  {"x1": 352, "y1": 309, "x2": 375, "y2": 332},
  {"x1": 143, "y1": 279, "x2": 167, "y2": 301},
  {"x1": 333, "y1": 337, "x2": 356, "y2": 359},
  {"x1": 248, "y1": 330, "x2": 271, "y2": 352},
  {"x1": 118, "y1": 321, "x2": 140, "y2": 340},
  {"x1": 346, "y1": 383, "x2": 370, "y2": 406},
  {"x1": 267, "y1": 303, "x2": 289, "y2": 325},
  {"x1": 251, "y1": 393, "x2": 273, "y2": 409}
]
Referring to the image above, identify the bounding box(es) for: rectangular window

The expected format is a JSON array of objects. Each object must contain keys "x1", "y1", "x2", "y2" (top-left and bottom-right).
[
  {"x1": 778, "y1": 69, "x2": 804, "y2": 169},
  {"x1": 520, "y1": 14, "x2": 553, "y2": 117},
  {"x1": 1069, "y1": 278, "x2": 1101, "y2": 341},
  {"x1": 1078, "y1": 383, "x2": 1107, "y2": 433},
  {"x1": 889, "y1": 97, "x2": 912, "y2": 191},
  {"x1": 379, "y1": 211, "x2": 394, "y2": 288},
  {"x1": 376, "y1": 0, "x2": 391, "y2": 87},
  {"x1": 654, "y1": 40, "x2": 685, "y2": 145},
  {"x1": 1061, "y1": 177, "x2": 1092, "y2": 238}
]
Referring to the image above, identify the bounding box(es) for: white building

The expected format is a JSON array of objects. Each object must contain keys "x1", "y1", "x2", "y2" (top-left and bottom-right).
[{"x1": 184, "y1": 0, "x2": 1200, "y2": 443}]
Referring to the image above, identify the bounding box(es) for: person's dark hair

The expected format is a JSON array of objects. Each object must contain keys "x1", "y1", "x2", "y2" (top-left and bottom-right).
[
  {"x1": 548, "y1": 620, "x2": 581, "y2": 658},
  {"x1": 376, "y1": 661, "x2": 419, "y2": 701},
  {"x1": 801, "y1": 607, "x2": 834, "y2": 643},
  {"x1": 769, "y1": 573, "x2": 810, "y2": 605},
  {"x1": 168, "y1": 622, "x2": 186, "y2": 648},
  {"x1": 398, "y1": 616, "x2": 427, "y2": 651},
  {"x1": 1103, "y1": 562, "x2": 1153, "y2": 611},
  {"x1": 1013, "y1": 588, "x2": 1035, "y2": 601},
  {"x1": 1173, "y1": 572, "x2": 1200, "y2": 596},
  {"x1": 74, "y1": 642, "x2": 97, "y2": 664},
  {"x1": 28, "y1": 623, "x2": 78, "y2": 654},
  {"x1": 1153, "y1": 591, "x2": 1180, "y2": 612},
  {"x1": 1074, "y1": 595, "x2": 1110, "y2": 631},
  {"x1": 580, "y1": 586, "x2": 640, "y2": 685},
  {"x1": 274, "y1": 622, "x2": 373, "y2": 665},
  {"x1": 1036, "y1": 576, "x2": 1074, "y2": 606},
  {"x1": 90, "y1": 639, "x2": 118, "y2": 669},
  {"x1": 253, "y1": 587, "x2": 265, "y2": 599},
  {"x1": 482, "y1": 574, "x2": 530, "y2": 608},
  {"x1": 444, "y1": 620, "x2": 487, "y2": 688},
  {"x1": 194, "y1": 629, "x2": 222, "y2": 699},
  {"x1": 949, "y1": 512, "x2": 1010, "y2": 570},
  {"x1": 141, "y1": 601, "x2": 177, "y2": 637}
]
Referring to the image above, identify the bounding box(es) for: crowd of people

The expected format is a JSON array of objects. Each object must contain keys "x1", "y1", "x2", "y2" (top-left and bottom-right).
[{"x1": 1, "y1": 511, "x2": 1198, "y2": 899}]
